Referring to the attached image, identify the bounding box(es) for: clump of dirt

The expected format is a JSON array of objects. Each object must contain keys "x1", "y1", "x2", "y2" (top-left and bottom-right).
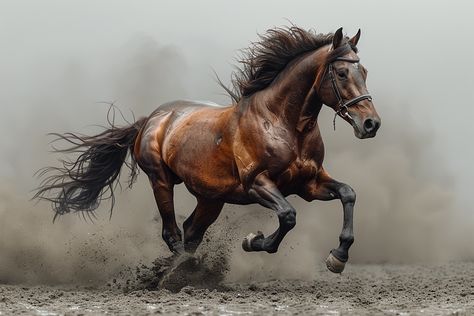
[
  {"x1": 111, "y1": 217, "x2": 235, "y2": 293},
  {"x1": 134, "y1": 253, "x2": 229, "y2": 293},
  {"x1": 108, "y1": 232, "x2": 233, "y2": 293}
]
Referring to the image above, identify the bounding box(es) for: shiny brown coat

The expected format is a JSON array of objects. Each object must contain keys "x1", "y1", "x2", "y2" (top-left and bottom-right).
[{"x1": 36, "y1": 27, "x2": 380, "y2": 273}]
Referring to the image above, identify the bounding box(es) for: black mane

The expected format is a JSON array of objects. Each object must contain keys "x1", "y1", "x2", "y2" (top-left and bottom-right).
[{"x1": 224, "y1": 26, "x2": 357, "y2": 102}]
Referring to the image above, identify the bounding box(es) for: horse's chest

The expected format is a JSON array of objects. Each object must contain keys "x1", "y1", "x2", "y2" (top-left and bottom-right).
[{"x1": 276, "y1": 157, "x2": 320, "y2": 189}]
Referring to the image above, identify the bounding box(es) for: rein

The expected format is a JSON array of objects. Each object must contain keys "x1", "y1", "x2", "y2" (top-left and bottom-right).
[{"x1": 323, "y1": 56, "x2": 372, "y2": 130}]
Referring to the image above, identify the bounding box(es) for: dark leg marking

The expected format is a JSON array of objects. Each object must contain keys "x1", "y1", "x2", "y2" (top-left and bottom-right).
[
  {"x1": 242, "y1": 174, "x2": 296, "y2": 254},
  {"x1": 301, "y1": 171, "x2": 356, "y2": 273}
]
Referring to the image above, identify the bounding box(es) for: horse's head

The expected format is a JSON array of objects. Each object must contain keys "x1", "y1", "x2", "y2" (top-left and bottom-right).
[{"x1": 317, "y1": 28, "x2": 381, "y2": 139}]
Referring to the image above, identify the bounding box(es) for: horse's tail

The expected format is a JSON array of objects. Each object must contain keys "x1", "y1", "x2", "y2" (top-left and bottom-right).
[{"x1": 34, "y1": 116, "x2": 148, "y2": 221}]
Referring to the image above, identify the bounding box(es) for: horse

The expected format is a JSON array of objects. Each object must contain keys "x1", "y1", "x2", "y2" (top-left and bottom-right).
[{"x1": 35, "y1": 26, "x2": 380, "y2": 273}]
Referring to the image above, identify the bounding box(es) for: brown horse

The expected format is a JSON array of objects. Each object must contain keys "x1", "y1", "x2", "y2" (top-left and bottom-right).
[{"x1": 36, "y1": 26, "x2": 380, "y2": 273}]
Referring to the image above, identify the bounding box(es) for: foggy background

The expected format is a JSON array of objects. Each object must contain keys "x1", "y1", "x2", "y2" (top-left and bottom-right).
[{"x1": 0, "y1": 0, "x2": 473, "y2": 284}]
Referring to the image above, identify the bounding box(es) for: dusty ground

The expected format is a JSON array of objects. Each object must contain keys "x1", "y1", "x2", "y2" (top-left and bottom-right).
[{"x1": 1, "y1": 261, "x2": 474, "y2": 315}]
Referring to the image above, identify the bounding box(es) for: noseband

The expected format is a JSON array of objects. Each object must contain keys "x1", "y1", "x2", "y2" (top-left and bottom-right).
[{"x1": 324, "y1": 57, "x2": 372, "y2": 130}]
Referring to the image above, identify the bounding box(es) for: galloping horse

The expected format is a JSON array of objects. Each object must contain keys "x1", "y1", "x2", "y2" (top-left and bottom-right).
[{"x1": 36, "y1": 26, "x2": 380, "y2": 273}]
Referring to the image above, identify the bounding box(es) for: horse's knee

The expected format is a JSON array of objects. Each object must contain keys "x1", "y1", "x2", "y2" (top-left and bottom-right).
[
  {"x1": 278, "y1": 206, "x2": 296, "y2": 229},
  {"x1": 338, "y1": 184, "x2": 356, "y2": 204}
]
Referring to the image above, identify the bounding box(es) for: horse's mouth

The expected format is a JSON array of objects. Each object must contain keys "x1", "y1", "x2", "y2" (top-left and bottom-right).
[{"x1": 358, "y1": 130, "x2": 377, "y2": 139}]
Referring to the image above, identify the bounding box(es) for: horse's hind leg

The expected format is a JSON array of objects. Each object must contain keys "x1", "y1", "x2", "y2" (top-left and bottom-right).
[
  {"x1": 147, "y1": 167, "x2": 183, "y2": 254},
  {"x1": 183, "y1": 197, "x2": 224, "y2": 253}
]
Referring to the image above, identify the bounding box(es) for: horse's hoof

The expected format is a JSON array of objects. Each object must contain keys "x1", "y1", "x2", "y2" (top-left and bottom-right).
[
  {"x1": 242, "y1": 233, "x2": 257, "y2": 252},
  {"x1": 326, "y1": 252, "x2": 346, "y2": 274},
  {"x1": 242, "y1": 231, "x2": 263, "y2": 252}
]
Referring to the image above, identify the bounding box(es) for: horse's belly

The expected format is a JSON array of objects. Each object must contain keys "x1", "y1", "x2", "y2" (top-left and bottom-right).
[{"x1": 180, "y1": 158, "x2": 240, "y2": 199}]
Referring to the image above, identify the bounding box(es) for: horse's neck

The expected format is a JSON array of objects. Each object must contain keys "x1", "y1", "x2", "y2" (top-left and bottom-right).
[{"x1": 247, "y1": 50, "x2": 324, "y2": 132}]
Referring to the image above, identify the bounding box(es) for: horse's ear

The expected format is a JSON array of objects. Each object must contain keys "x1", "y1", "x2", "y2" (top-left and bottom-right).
[
  {"x1": 332, "y1": 27, "x2": 344, "y2": 49},
  {"x1": 349, "y1": 29, "x2": 361, "y2": 47}
]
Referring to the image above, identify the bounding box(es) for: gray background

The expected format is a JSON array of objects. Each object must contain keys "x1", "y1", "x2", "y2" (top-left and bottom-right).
[{"x1": 0, "y1": 1, "x2": 473, "y2": 283}]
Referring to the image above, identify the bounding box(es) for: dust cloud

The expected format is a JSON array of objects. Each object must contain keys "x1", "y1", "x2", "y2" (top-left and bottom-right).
[
  {"x1": 0, "y1": 34, "x2": 472, "y2": 286},
  {"x1": 0, "y1": 37, "x2": 187, "y2": 285}
]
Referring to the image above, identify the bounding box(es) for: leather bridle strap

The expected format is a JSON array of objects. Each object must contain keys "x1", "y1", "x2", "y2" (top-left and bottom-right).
[
  {"x1": 339, "y1": 93, "x2": 372, "y2": 110},
  {"x1": 326, "y1": 56, "x2": 372, "y2": 130}
]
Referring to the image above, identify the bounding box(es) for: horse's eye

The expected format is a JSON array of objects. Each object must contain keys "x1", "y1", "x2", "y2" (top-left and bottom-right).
[{"x1": 337, "y1": 70, "x2": 348, "y2": 79}]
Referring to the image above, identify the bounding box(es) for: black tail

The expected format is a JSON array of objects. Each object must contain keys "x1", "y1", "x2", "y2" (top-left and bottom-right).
[{"x1": 34, "y1": 116, "x2": 147, "y2": 221}]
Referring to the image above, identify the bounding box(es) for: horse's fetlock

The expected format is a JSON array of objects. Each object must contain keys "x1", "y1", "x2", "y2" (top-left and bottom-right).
[
  {"x1": 162, "y1": 229, "x2": 171, "y2": 241},
  {"x1": 339, "y1": 233, "x2": 354, "y2": 246},
  {"x1": 162, "y1": 227, "x2": 181, "y2": 243}
]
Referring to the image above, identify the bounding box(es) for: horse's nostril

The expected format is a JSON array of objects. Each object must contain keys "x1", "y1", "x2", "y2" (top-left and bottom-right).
[
  {"x1": 364, "y1": 119, "x2": 375, "y2": 132},
  {"x1": 363, "y1": 118, "x2": 381, "y2": 134}
]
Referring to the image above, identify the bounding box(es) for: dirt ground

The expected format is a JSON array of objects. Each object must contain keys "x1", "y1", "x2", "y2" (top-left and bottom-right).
[{"x1": 1, "y1": 260, "x2": 473, "y2": 315}]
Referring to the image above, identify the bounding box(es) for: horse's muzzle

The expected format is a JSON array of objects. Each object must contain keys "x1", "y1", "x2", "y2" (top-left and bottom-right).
[{"x1": 362, "y1": 117, "x2": 381, "y2": 138}]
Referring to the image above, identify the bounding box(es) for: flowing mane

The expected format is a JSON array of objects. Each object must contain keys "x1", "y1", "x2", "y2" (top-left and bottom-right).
[{"x1": 224, "y1": 26, "x2": 357, "y2": 102}]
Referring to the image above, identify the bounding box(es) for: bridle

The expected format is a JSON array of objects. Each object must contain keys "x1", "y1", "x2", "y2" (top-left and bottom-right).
[{"x1": 322, "y1": 56, "x2": 372, "y2": 130}]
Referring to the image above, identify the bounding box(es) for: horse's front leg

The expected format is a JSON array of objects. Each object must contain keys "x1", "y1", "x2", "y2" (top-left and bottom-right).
[
  {"x1": 242, "y1": 173, "x2": 296, "y2": 254},
  {"x1": 300, "y1": 170, "x2": 356, "y2": 273}
]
